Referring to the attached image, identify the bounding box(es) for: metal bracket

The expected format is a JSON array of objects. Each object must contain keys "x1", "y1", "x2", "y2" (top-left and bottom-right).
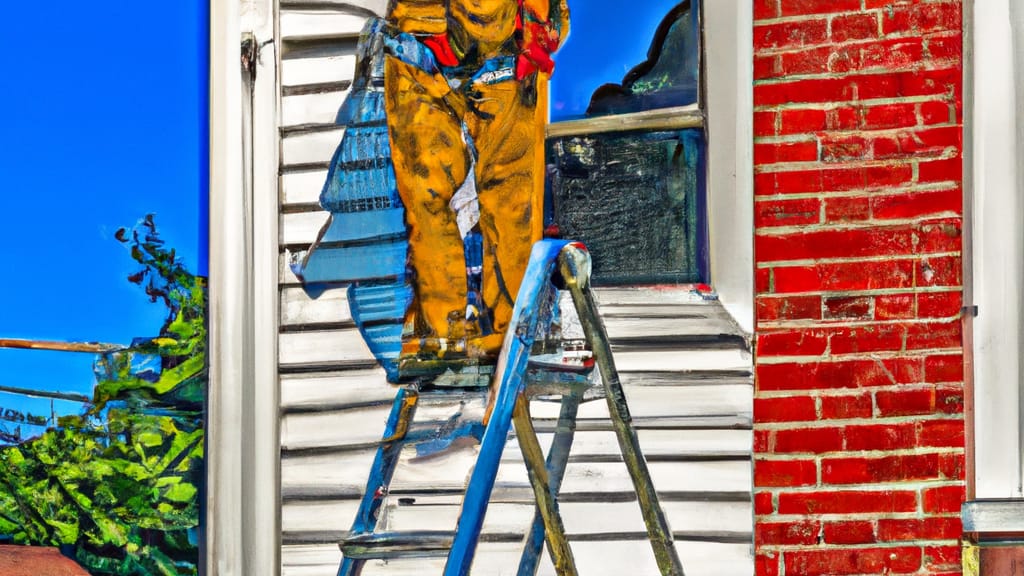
[{"x1": 241, "y1": 32, "x2": 257, "y2": 81}]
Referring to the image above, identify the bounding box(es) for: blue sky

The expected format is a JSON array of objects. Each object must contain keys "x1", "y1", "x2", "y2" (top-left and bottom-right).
[
  {"x1": 0, "y1": 0, "x2": 675, "y2": 436},
  {"x1": 551, "y1": 0, "x2": 687, "y2": 121},
  {"x1": 0, "y1": 1, "x2": 207, "y2": 434}
]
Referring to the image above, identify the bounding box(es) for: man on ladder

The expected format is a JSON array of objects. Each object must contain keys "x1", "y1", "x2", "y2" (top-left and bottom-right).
[{"x1": 382, "y1": 0, "x2": 569, "y2": 374}]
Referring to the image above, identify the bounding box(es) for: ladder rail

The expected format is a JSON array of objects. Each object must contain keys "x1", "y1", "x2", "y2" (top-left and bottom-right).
[
  {"x1": 512, "y1": 394, "x2": 578, "y2": 574},
  {"x1": 443, "y1": 240, "x2": 577, "y2": 576},
  {"x1": 338, "y1": 388, "x2": 419, "y2": 576},
  {"x1": 560, "y1": 247, "x2": 685, "y2": 576},
  {"x1": 517, "y1": 392, "x2": 581, "y2": 576}
]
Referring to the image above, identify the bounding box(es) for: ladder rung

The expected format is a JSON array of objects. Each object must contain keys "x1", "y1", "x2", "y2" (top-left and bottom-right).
[{"x1": 340, "y1": 531, "x2": 454, "y2": 559}]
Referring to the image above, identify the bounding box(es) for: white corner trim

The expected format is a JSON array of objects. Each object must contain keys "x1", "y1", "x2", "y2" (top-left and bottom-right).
[
  {"x1": 208, "y1": 0, "x2": 281, "y2": 574},
  {"x1": 968, "y1": 0, "x2": 1024, "y2": 499},
  {"x1": 208, "y1": 0, "x2": 245, "y2": 572}
]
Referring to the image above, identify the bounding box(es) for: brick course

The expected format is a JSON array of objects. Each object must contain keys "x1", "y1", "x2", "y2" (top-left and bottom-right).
[{"x1": 752, "y1": 0, "x2": 965, "y2": 573}]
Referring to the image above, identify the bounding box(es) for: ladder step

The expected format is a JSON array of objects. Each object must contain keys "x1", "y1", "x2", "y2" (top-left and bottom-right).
[{"x1": 340, "y1": 531, "x2": 454, "y2": 559}]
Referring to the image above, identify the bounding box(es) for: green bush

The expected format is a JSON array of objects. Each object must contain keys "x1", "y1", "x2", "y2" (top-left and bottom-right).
[{"x1": 0, "y1": 216, "x2": 205, "y2": 575}]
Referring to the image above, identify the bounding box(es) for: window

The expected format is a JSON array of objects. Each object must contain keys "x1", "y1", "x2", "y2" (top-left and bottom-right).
[
  {"x1": 545, "y1": 0, "x2": 707, "y2": 285},
  {"x1": 545, "y1": 0, "x2": 753, "y2": 331}
]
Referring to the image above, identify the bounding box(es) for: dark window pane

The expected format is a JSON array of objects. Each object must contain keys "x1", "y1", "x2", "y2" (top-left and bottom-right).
[{"x1": 547, "y1": 129, "x2": 707, "y2": 284}]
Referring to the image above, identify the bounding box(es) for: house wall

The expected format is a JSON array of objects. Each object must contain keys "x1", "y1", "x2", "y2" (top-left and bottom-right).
[{"x1": 751, "y1": 1, "x2": 966, "y2": 575}]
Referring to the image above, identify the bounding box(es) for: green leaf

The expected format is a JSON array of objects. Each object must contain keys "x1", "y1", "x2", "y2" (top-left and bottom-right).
[
  {"x1": 46, "y1": 519, "x2": 79, "y2": 544},
  {"x1": 163, "y1": 482, "x2": 197, "y2": 504},
  {"x1": 6, "y1": 448, "x2": 25, "y2": 466}
]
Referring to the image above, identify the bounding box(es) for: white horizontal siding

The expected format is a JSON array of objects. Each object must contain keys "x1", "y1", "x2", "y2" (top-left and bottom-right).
[
  {"x1": 279, "y1": 328, "x2": 751, "y2": 370},
  {"x1": 283, "y1": 500, "x2": 752, "y2": 545},
  {"x1": 282, "y1": 452, "x2": 751, "y2": 505},
  {"x1": 281, "y1": 211, "x2": 331, "y2": 246},
  {"x1": 282, "y1": 541, "x2": 753, "y2": 576},
  {"x1": 282, "y1": 54, "x2": 357, "y2": 88},
  {"x1": 282, "y1": 170, "x2": 330, "y2": 206},
  {"x1": 282, "y1": 90, "x2": 350, "y2": 128},
  {"x1": 282, "y1": 128, "x2": 346, "y2": 167},
  {"x1": 280, "y1": 0, "x2": 387, "y2": 16},
  {"x1": 281, "y1": 287, "x2": 354, "y2": 327},
  {"x1": 280, "y1": 11, "x2": 368, "y2": 40},
  {"x1": 280, "y1": 328, "x2": 749, "y2": 372},
  {"x1": 281, "y1": 386, "x2": 752, "y2": 452},
  {"x1": 279, "y1": 329, "x2": 375, "y2": 365},
  {"x1": 280, "y1": 286, "x2": 738, "y2": 332}
]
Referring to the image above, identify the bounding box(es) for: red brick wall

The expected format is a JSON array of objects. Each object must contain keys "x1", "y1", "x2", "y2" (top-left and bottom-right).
[{"x1": 752, "y1": 1, "x2": 965, "y2": 574}]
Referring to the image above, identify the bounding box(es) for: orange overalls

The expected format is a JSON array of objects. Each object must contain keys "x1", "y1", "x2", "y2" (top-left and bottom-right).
[{"x1": 384, "y1": 0, "x2": 569, "y2": 362}]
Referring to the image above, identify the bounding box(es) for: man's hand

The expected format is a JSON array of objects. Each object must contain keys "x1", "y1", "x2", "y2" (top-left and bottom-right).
[
  {"x1": 516, "y1": 10, "x2": 560, "y2": 79},
  {"x1": 423, "y1": 33, "x2": 460, "y2": 68}
]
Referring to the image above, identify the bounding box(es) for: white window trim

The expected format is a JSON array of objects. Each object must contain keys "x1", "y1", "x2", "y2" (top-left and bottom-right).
[
  {"x1": 963, "y1": 0, "x2": 1024, "y2": 531},
  {"x1": 704, "y1": 0, "x2": 754, "y2": 336}
]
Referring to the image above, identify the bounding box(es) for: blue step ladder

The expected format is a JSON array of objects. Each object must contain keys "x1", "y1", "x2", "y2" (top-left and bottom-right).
[{"x1": 335, "y1": 240, "x2": 686, "y2": 576}]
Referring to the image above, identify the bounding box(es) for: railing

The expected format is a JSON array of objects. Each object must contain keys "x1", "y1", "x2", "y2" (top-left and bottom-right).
[{"x1": 0, "y1": 338, "x2": 119, "y2": 444}]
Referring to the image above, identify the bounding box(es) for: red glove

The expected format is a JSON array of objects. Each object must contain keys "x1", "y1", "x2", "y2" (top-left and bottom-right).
[
  {"x1": 423, "y1": 33, "x2": 459, "y2": 67},
  {"x1": 515, "y1": 10, "x2": 560, "y2": 79}
]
